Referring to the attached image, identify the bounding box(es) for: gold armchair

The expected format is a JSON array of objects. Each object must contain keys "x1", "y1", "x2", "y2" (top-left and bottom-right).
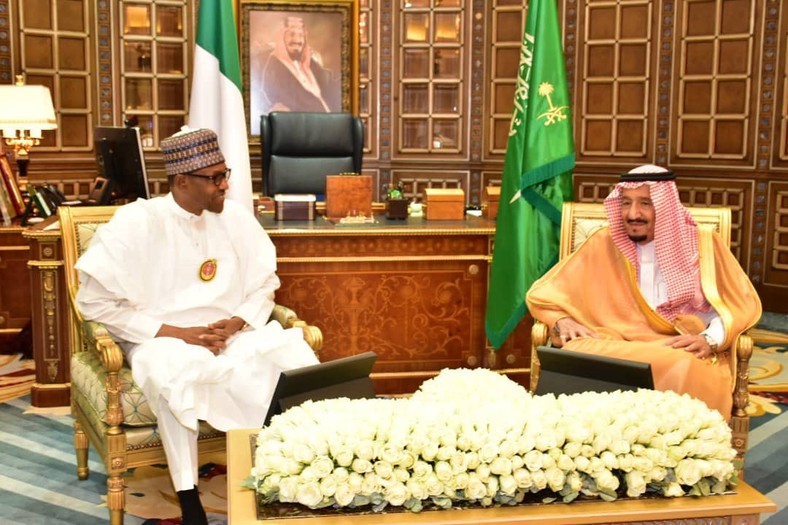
[
  {"x1": 59, "y1": 205, "x2": 323, "y2": 525},
  {"x1": 529, "y1": 202, "x2": 753, "y2": 465}
]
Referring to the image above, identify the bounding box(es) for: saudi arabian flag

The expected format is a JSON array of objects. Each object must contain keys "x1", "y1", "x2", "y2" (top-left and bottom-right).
[
  {"x1": 189, "y1": 0, "x2": 254, "y2": 213},
  {"x1": 485, "y1": 0, "x2": 575, "y2": 349}
]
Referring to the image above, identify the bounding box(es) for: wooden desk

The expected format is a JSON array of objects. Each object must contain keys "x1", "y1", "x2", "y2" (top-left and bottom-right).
[
  {"x1": 261, "y1": 215, "x2": 530, "y2": 394},
  {"x1": 22, "y1": 213, "x2": 532, "y2": 406},
  {"x1": 228, "y1": 428, "x2": 777, "y2": 525},
  {"x1": 0, "y1": 223, "x2": 31, "y2": 351}
]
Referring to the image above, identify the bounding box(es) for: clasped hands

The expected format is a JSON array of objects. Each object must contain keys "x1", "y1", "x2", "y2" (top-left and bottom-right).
[
  {"x1": 552, "y1": 317, "x2": 717, "y2": 360},
  {"x1": 156, "y1": 316, "x2": 247, "y2": 355}
]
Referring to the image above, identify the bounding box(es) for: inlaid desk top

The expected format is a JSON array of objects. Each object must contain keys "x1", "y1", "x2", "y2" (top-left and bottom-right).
[
  {"x1": 227, "y1": 429, "x2": 776, "y2": 525},
  {"x1": 257, "y1": 213, "x2": 497, "y2": 236}
]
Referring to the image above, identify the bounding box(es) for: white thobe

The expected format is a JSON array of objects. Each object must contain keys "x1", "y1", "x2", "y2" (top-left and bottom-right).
[
  {"x1": 636, "y1": 241, "x2": 725, "y2": 345},
  {"x1": 75, "y1": 194, "x2": 318, "y2": 490}
]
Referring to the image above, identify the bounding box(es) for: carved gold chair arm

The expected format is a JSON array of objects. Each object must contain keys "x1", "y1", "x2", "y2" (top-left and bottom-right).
[
  {"x1": 529, "y1": 320, "x2": 549, "y2": 393},
  {"x1": 270, "y1": 304, "x2": 323, "y2": 356}
]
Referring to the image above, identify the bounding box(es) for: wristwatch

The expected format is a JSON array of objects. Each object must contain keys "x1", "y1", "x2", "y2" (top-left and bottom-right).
[{"x1": 702, "y1": 333, "x2": 718, "y2": 353}]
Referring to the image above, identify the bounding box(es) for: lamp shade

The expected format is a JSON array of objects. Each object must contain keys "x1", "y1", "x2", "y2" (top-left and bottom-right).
[{"x1": 0, "y1": 84, "x2": 57, "y2": 137}]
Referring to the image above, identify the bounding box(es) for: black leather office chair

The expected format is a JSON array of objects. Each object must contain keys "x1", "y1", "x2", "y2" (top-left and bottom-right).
[{"x1": 260, "y1": 112, "x2": 364, "y2": 196}]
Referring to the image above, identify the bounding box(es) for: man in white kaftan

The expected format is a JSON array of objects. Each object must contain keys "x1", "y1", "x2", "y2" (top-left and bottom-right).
[{"x1": 75, "y1": 128, "x2": 318, "y2": 525}]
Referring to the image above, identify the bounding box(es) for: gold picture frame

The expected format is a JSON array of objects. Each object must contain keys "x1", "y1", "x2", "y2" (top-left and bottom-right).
[{"x1": 240, "y1": 0, "x2": 359, "y2": 139}]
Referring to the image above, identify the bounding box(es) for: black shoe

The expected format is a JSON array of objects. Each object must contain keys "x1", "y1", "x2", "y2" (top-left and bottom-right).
[{"x1": 176, "y1": 486, "x2": 208, "y2": 525}]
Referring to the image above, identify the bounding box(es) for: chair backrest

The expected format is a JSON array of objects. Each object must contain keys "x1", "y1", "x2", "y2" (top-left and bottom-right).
[
  {"x1": 59, "y1": 205, "x2": 119, "y2": 353},
  {"x1": 559, "y1": 202, "x2": 732, "y2": 258},
  {"x1": 260, "y1": 111, "x2": 364, "y2": 196}
]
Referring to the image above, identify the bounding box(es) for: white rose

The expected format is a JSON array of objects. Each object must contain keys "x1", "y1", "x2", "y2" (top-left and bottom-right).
[
  {"x1": 333, "y1": 467, "x2": 350, "y2": 482},
  {"x1": 524, "y1": 449, "x2": 543, "y2": 471},
  {"x1": 282, "y1": 458, "x2": 302, "y2": 476},
  {"x1": 476, "y1": 463, "x2": 491, "y2": 482},
  {"x1": 452, "y1": 471, "x2": 470, "y2": 490},
  {"x1": 354, "y1": 441, "x2": 375, "y2": 461},
  {"x1": 351, "y1": 458, "x2": 372, "y2": 474},
  {"x1": 624, "y1": 470, "x2": 647, "y2": 497},
  {"x1": 465, "y1": 451, "x2": 481, "y2": 470},
  {"x1": 334, "y1": 447, "x2": 355, "y2": 468},
  {"x1": 574, "y1": 456, "x2": 591, "y2": 473},
  {"x1": 513, "y1": 467, "x2": 533, "y2": 489},
  {"x1": 499, "y1": 439, "x2": 519, "y2": 458},
  {"x1": 485, "y1": 476, "x2": 499, "y2": 497},
  {"x1": 600, "y1": 451, "x2": 618, "y2": 470},
  {"x1": 545, "y1": 466, "x2": 566, "y2": 492},
  {"x1": 373, "y1": 460, "x2": 394, "y2": 479},
  {"x1": 675, "y1": 460, "x2": 703, "y2": 486},
  {"x1": 334, "y1": 482, "x2": 356, "y2": 507},
  {"x1": 393, "y1": 467, "x2": 410, "y2": 483},
  {"x1": 563, "y1": 441, "x2": 583, "y2": 458},
  {"x1": 381, "y1": 444, "x2": 402, "y2": 465},
  {"x1": 293, "y1": 443, "x2": 315, "y2": 465},
  {"x1": 385, "y1": 481, "x2": 410, "y2": 506},
  {"x1": 633, "y1": 456, "x2": 654, "y2": 473},
  {"x1": 479, "y1": 442, "x2": 499, "y2": 463},
  {"x1": 490, "y1": 457, "x2": 513, "y2": 476},
  {"x1": 557, "y1": 454, "x2": 575, "y2": 472},
  {"x1": 531, "y1": 469, "x2": 548, "y2": 490},
  {"x1": 421, "y1": 441, "x2": 439, "y2": 461},
  {"x1": 412, "y1": 460, "x2": 432, "y2": 479},
  {"x1": 278, "y1": 476, "x2": 298, "y2": 502},
  {"x1": 319, "y1": 474, "x2": 338, "y2": 497},
  {"x1": 361, "y1": 473, "x2": 382, "y2": 495},
  {"x1": 518, "y1": 435, "x2": 536, "y2": 454},
  {"x1": 398, "y1": 450, "x2": 417, "y2": 469},
  {"x1": 594, "y1": 468, "x2": 620, "y2": 493},
  {"x1": 618, "y1": 454, "x2": 634, "y2": 472},
  {"x1": 648, "y1": 466, "x2": 667, "y2": 482},
  {"x1": 663, "y1": 481, "x2": 685, "y2": 497},
  {"x1": 348, "y1": 472, "x2": 364, "y2": 491},
  {"x1": 609, "y1": 439, "x2": 631, "y2": 456},
  {"x1": 406, "y1": 478, "x2": 428, "y2": 500},
  {"x1": 424, "y1": 473, "x2": 444, "y2": 496},
  {"x1": 312, "y1": 456, "x2": 334, "y2": 479},
  {"x1": 434, "y1": 460, "x2": 453, "y2": 482},
  {"x1": 466, "y1": 474, "x2": 487, "y2": 500},
  {"x1": 299, "y1": 466, "x2": 319, "y2": 483},
  {"x1": 566, "y1": 471, "x2": 582, "y2": 492}
]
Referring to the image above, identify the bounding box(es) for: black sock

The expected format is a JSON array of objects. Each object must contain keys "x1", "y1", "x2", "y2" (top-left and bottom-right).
[{"x1": 176, "y1": 486, "x2": 208, "y2": 525}]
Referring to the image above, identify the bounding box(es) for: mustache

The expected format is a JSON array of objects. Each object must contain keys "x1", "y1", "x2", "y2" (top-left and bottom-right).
[{"x1": 626, "y1": 219, "x2": 647, "y2": 224}]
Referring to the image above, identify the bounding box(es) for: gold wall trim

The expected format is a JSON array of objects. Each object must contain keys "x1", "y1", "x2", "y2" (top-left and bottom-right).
[
  {"x1": 32, "y1": 382, "x2": 71, "y2": 390},
  {"x1": 0, "y1": 246, "x2": 30, "y2": 252},
  {"x1": 27, "y1": 261, "x2": 65, "y2": 269}
]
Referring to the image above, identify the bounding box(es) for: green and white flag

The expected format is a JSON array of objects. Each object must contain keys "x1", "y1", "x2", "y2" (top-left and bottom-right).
[
  {"x1": 189, "y1": 0, "x2": 253, "y2": 213},
  {"x1": 485, "y1": 0, "x2": 575, "y2": 349}
]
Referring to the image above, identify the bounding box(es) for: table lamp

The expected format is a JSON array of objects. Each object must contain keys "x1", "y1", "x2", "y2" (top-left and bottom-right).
[{"x1": 0, "y1": 75, "x2": 57, "y2": 185}]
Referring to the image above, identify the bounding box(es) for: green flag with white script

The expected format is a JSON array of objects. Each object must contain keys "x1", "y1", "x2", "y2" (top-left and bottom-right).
[{"x1": 485, "y1": 0, "x2": 575, "y2": 349}]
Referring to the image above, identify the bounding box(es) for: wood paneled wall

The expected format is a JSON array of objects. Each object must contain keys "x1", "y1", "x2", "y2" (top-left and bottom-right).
[{"x1": 0, "y1": 0, "x2": 786, "y2": 312}]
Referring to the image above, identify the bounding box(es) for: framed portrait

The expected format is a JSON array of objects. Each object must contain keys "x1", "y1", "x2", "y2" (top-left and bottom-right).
[{"x1": 240, "y1": 0, "x2": 359, "y2": 138}]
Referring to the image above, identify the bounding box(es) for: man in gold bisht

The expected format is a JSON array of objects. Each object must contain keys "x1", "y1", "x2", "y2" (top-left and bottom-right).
[{"x1": 526, "y1": 164, "x2": 761, "y2": 418}]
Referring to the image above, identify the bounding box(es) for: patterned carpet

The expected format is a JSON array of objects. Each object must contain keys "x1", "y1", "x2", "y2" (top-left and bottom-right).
[{"x1": 0, "y1": 313, "x2": 785, "y2": 524}]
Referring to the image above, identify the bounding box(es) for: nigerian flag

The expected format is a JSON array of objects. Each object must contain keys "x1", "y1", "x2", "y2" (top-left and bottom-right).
[
  {"x1": 485, "y1": 0, "x2": 575, "y2": 349},
  {"x1": 188, "y1": 0, "x2": 254, "y2": 213}
]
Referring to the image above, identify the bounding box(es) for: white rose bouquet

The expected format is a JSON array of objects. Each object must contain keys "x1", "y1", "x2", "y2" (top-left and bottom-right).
[{"x1": 247, "y1": 369, "x2": 737, "y2": 512}]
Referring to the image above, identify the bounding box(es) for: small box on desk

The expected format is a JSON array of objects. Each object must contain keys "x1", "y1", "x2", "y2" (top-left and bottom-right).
[
  {"x1": 424, "y1": 188, "x2": 465, "y2": 220},
  {"x1": 274, "y1": 194, "x2": 316, "y2": 221},
  {"x1": 482, "y1": 186, "x2": 500, "y2": 219},
  {"x1": 325, "y1": 174, "x2": 373, "y2": 219}
]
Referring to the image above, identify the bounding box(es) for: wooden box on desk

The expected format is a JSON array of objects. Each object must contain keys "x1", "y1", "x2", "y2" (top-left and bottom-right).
[
  {"x1": 274, "y1": 194, "x2": 316, "y2": 221},
  {"x1": 424, "y1": 188, "x2": 465, "y2": 220},
  {"x1": 325, "y1": 174, "x2": 373, "y2": 219},
  {"x1": 482, "y1": 186, "x2": 500, "y2": 219}
]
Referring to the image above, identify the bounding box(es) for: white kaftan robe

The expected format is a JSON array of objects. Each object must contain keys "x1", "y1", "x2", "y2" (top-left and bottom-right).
[{"x1": 75, "y1": 194, "x2": 318, "y2": 433}]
